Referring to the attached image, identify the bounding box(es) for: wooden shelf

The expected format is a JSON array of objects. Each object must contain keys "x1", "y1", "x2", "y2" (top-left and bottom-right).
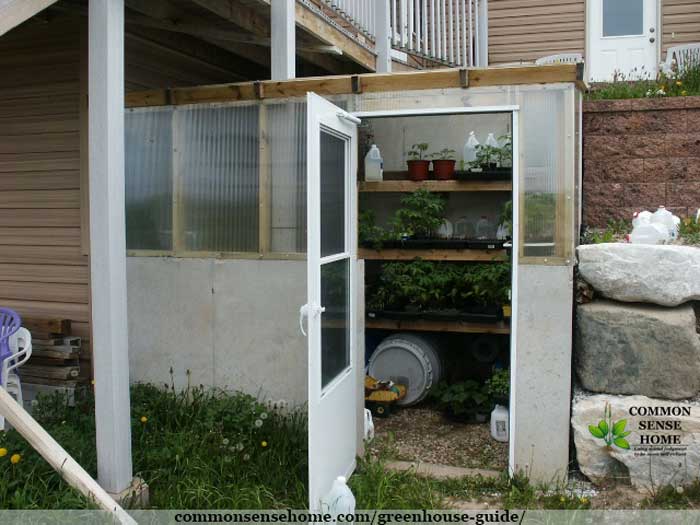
[
  {"x1": 365, "y1": 318, "x2": 511, "y2": 334},
  {"x1": 358, "y1": 180, "x2": 512, "y2": 192},
  {"x1": 358, "y1": 247, "x2": 507, "y2": 262}
]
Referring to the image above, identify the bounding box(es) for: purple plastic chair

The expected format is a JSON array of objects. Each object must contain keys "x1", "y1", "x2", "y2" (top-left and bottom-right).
[{"x1": 0, "y1": 308, "x2": 21, "y2": 387}]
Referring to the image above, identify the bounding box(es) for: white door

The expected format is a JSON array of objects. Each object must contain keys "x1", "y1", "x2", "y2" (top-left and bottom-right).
[
  {"x1": 303, "y1": 92, "x2": 359, "y2": 511},
  {"x1": 588, "y1": 0, "x2": 658, "y2": 81}
]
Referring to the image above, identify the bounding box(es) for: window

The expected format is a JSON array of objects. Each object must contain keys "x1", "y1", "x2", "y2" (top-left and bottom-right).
[{"x1": 603, "y1": 0, "x2": 643, "y2": 37}]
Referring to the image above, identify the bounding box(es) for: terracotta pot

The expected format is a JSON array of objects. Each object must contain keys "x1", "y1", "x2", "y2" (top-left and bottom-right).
[
  {"x1": 432, "y1": 159, "x2": 456, "y2": 180},
  {"x1": 407, "y1": 160, "x2": 431, "y2": 181}
]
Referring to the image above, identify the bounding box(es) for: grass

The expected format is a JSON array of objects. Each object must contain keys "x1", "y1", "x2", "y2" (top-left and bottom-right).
[
  {"x1": 642, "y1": 480, "x2": 700, "y2": 509},
  {"x1": 0, "y1": 380, "x2": 307, "y2": 509},
  {"x1": 586, "y1": 64, "x2": 700, "y2": 100}
]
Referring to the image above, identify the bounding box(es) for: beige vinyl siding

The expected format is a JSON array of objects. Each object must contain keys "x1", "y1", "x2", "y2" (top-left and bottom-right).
[
  {"x1": 488, "y1": 0, "x2": 585, "y2": 64},
  {"x1": 663, "y1": 0, "x2": 700, "y2": 57},
  {"x1": 0, "y1": 17, "x2": 91, "y2": 343}
]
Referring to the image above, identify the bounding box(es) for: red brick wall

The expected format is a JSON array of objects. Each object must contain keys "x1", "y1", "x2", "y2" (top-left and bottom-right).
[{"x1": 583, "y1": 97, "x2": 700, "y2": 227}]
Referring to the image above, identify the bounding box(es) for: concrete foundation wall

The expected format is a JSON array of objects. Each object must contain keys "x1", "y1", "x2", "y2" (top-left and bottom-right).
[
  {"x1": 512, "y1": 264, "x2": 574, "y2": 483},
  {"x1": 126, "y1": 257, "x2": 308, "y2": 406}
]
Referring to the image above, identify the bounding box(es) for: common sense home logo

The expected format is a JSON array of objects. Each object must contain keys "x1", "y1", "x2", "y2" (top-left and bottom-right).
[{"x1": 588, "y1": 402, "x2": 631, "y2": 450}]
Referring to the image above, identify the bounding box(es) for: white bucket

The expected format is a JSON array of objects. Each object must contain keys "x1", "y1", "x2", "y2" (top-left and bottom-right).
[{"x1": 368, "y1": 333, "x2": 443, "y2": 406}]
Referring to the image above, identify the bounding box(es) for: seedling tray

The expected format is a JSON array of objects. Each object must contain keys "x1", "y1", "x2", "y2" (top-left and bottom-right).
[
  {"x1": 367, "y1": 307, "x2": 501, "y2": 324},
  {"x1": 455, "y1": 168, "x2": 512, "y2": 181}
]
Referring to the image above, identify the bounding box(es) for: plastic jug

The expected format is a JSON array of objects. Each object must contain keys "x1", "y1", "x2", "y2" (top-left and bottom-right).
[
  {"x1": 364, "y1": 408, "x2": 375, "y2": 441},
  {"x1": 485, "y1": 133, "x2": 499, "y2": 148},
  {"x1": 364, "y1": 144, "x2": 383, "y2": 182},
  {"x1": 476, "y1": 216, "x2": 493, "y2": 238},
  {"x1": 490, "y1": 405, "x2": 509, "y2": 442},
  {"x1": 630, "y1": 222, "x2": 669, "y2": 244},
  {"x1": 632, "y1": 210, "x2": 652, "y2": 227},
  {"x1": 651, "y1": 205, "x2": 678, "y2": 240},
  {"x1": 462, "y1": 131, "x2": 479, "y2": 170},
  {"x1": 321, "y1": 476, "x2": 356, "y2": 522}
]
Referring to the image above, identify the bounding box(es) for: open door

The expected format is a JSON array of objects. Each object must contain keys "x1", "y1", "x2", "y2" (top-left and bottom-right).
[{"x1": 302, "y1": 92, "x2": 359, "y2": 511}]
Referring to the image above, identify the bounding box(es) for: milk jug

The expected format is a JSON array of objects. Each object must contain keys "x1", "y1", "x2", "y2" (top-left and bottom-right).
[
  {"x1": 651, "y1": 205, "x2": 677, "y2": 240},
  {"x1": 364, "y1": 144, "x2": 383, "y2": 182},
  {"x1": 490, "y1": 405, "x2": 509, "y2": 442},
  {"x1": 321, "y1": 476, "x2": 356, "y2": 523},
  {"x1": 462, "y1": 131, "x2": 479, "y2": 170}
]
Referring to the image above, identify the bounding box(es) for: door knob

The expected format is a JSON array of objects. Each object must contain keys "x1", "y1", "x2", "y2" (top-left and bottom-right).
[{"x1": 649, "y1": 37, "x2": 656, "y2": 43}]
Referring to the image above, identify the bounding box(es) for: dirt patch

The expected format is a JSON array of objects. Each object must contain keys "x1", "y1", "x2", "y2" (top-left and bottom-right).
[{"x1": 368, "y1": 406, "x2": 508, "y2": 471}]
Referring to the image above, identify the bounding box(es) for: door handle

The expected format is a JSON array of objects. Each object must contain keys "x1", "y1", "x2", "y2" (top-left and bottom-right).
[
  {"x1": 649, "y1": 37, "x2": 656, "y2": 43},
  {"x1": 299, "y1": 303, "x2": 326, "y2": 337}
]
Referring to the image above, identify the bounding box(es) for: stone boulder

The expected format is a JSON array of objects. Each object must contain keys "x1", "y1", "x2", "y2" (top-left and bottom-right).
[
  {"x1": 576, "y1": 300, "x2": 700, "y2": 400},
  {"x1": 572, "y1": 392, "x2": 700, "y2": 490},
  {"x1": 577, "y1": 243, "x2": 700, "y2": 307}
]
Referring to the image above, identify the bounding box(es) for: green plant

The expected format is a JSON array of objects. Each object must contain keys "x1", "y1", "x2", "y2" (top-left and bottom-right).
[
  {"x1": 359, "y1": 210, "x2": 388, "y2": 249},
  {"x1": 391, "y1": 189, "x2": 446, "y2": 238},
  {"x1": 497, "y1": 134, "x2": 512, "y2": 167},
  {"x1": 430, "y1": 380, "x2": 491, "y2": 417},
  {"x1": 429, "y1": 148, "x2": 457, "y2": 161},
  {"x1": 679, "y1": 215, "x2": 700, "y2": 245},
  {"x1": 588, "y1": 402, "x2": 631, "y2": 450},
  {"x1": 485, "y1": 369, "x2": 509, "y2": 400},
  {"x1": 459, "y1": 262, "x2": 511, "y2": 307},
  {"x1": 407, "y1": 143, "x2": 430, "y2": 161},
  {"x1": 471, "y1": 143, "x2": 500, "y2": 168},
  {"x1": 587, "y1": 63, "x2": 700, "y2": 100}
]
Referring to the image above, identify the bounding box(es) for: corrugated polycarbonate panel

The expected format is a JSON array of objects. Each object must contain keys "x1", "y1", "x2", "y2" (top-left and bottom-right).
[
  {"x1": 177, "y1": 104, "x2": 260, "y2": 252},
  {"x1": 268, "y1": 102, "x2": 307, "y2": 253},
  {"x1": 125, "y1": 107, "x2": 174, "y2": 250}
]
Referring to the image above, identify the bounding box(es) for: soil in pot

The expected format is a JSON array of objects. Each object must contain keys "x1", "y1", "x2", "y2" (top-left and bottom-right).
[
  {"x1": 407, "y1": 160, "x2": 431, "y2": 181},
  {"x1": 432, "y1": 159, "x2": 456, "y2": 180}
]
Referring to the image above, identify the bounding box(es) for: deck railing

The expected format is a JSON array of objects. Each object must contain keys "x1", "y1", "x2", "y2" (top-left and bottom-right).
[{"x1": 321, "y1": 0, "x2": 486, "y2": 68}]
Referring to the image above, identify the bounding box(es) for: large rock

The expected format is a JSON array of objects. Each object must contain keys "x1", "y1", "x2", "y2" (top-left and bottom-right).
[
  {"x1": 572, "y1": 392, "x2": 700, "y2": 490},
  {"x1": 577, "y1": 243, "x2": 700, "y2": 307},
  {"x1": 576, "y1": 300, "x2": 700, "y2": 400}
]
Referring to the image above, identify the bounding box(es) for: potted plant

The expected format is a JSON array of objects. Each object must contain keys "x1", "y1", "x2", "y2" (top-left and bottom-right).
[
  {"x1": 390, "y1": 189, "x2": 446, "y2": 240},
  {"x1": 430, "y1": 380, "x2": 491, "y2": 423},
  {"x1": 406, "y1": 143, "x2": 431, "y2": 181},
  {"x1": 497, "y1": 134, "x2": 512, "y2": 170},
  {"x1": 486, "y1": 368, "x2": 509, "y2": 406},
  {"x1": 430, "y1": 148, "x2": 457, "y2": 180},
  {"x1": 474, "y1": 143, "x2": 500, "y2": 171}
]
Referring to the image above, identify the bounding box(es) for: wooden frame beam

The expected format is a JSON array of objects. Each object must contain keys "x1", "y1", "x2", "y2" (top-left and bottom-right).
[{"x1": 126, "y1": 64, "x2": 583, "y2": 108}]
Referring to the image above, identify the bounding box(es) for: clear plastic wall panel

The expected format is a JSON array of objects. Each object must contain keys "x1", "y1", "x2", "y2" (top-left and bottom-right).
[
  {"x1": 125, "y1": 107, "x2": 174, "y2": 250},
  {"x1": 575, "y1": 89, "x2": 583, "y2": 243},
  {"x1": 268, "y1": 102, "x2": 307, "y2": 253},
  {"x1": 176, "y1": 104, "x2": 260, "y2": 252}
]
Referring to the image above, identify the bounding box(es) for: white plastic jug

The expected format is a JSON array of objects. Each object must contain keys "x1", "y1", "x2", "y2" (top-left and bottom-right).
[
  {"x1": 321, "y1": 476, "x2": 356, "y2": 523},
  {"x1": 462, "y1": 131, "x2": 479, "y2": 170},
  {"x1": 364, "y1": 408, "x2": 375, "y2": 441},
  {"x1": 630, "y1": 222, "x2": 669, "y2": 244},
  {"x1": 490, "y1": 405, "x2": 509, "y2": 442},
  {"x1": 651, "y1": 205, "x2": 676, "y2": 238},
  {"x1": 364, "y1": 144, "x2": 383, "y2": 182},
  {"x1": 632, "y1": 210, "x2": 652, "y2": 227},
  {"x1": 485, "y1": 132, "x2": 499, "y2": 148},
  {"x1": 476, "y1": 216, "x2": 492, "y2": 238}
]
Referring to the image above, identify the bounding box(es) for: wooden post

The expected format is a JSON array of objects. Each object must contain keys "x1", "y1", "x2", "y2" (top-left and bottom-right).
[
  {"x1": 375, "y1": 0, "x2": 392, "y2": 73},
  {"x1": 271, "y1": 0, "x2": 295, "y2": 80},
  {"x1": 88, "y1": 0, "x2": 134, "y2": 495},
  {"x1": 0, "y1": 388, "x2": 136, "y2": 525}
]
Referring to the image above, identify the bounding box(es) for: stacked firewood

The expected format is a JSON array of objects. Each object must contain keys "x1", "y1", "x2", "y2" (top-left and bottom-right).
[{"x1": 20, "y1": 318, "x2": 88, "y2": 387}]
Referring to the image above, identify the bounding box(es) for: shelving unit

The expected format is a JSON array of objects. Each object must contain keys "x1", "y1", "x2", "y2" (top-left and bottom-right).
[
  {"x1": 358, "y1": 247, "x2": 507, "y2": 262},
  {"x1": 365, "y1": 318, "x2": 511, "y2": 335},
  {"x1": 359, "y1": 180, "x2": 512, "y2": 193}
]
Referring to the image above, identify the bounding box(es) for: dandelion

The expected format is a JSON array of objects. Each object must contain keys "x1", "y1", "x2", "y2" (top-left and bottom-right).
[
  {"x1": 10, "y1": 454, "x2": 21, "y2": 465},
  {"x1": 261, "y1": 441, "x2": 268, "y2": 448},
  {"x1": 140, "y1": 416, "x2": 148, "y2": 424},
  {"x1": 243, "y1": 454, "x2": 250, "y2": 461},
  {"x1": 254, "y1": 419, "x2": 263, "y2": 428},
  {"x1": 581, "y1": 497, "x2": 589, "y2": 504},
  {"x1": 222, "y1": 438, "x2": 230, "y2": 446},
  {"x1": 560, "y1": 496, "x2": 565, "y2": 503},
  {"x1": 260, "y1": 412, "x2": 268, "y2": 420},
  {"x1": 677, "y1": 486, "x2": 685, "y2": 494},
  {"x1": 0, "y1": 448, "x2": 7, "y2": 458},
  {"x1": 682, "y1": 90, "x2": 688, "y2": 96},
  {"x1": 236, "y1": 442, "x2": 244, "y2": 451},
  {"x1": 676, "y1": 80, "x2": 683, "y2": 86},
  {"x1": 277, "y1": 399, "x2": 287, "y2": 410}
]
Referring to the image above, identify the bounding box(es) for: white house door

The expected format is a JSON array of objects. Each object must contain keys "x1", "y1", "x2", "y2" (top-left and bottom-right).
[
  {"x1": 588, "y1": 0, "x2": 658, "y2": 81},
  {"x1": 303, "y1": 92, "x2": 359, "y2": 511}
]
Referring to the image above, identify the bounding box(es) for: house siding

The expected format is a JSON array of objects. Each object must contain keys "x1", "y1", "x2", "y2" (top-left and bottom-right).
[
  {"x1": 662, "y1": 0, "x2": 700, "y2": 57},
  {"x1": 488, "y1": 0, "x2": 585, "y2": 65}
]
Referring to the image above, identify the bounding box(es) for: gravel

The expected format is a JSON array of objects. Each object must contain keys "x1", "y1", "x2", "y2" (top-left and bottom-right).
[{"x1": 368, "y1": 406, "x2": 508, "y2": 471}]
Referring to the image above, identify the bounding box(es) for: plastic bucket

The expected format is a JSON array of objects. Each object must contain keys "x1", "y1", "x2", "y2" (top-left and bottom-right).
[{"x1": 368, "y1": 333, "x2": 443, "y2": 406}]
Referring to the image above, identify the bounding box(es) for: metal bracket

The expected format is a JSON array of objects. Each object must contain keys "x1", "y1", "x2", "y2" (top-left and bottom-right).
[{"x1": 351, "y1": 75, "x2": 363, "y2": 94}]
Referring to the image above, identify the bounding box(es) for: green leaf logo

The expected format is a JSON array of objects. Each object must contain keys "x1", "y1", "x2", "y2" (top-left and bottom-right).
[
  {"x1": 598, "y1": 420, "x2": 609, "y2": 435},
  {"x1": 613, "y1": 437, "x2": 630, "y2": 450},
  {"x1": 589, "y1": 425, "x2": 605, "y2": 439},
  {"x1": 612, "y1": 419, "x2": 627, "y2": 437}
]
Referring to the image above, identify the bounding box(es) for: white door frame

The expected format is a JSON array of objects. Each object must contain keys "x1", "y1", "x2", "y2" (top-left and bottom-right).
[
  {"x1": 305, "y1": 92, "x2": 359, "y2": 511},
  {"x1": 353, "y1": 105, "x2": 520, "y2": 475},
  {"x1": 586, "y1": 0, "x2": 659, "y2": 82}
]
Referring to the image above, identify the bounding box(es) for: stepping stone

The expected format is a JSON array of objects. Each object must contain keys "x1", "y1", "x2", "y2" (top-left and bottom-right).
[{"x1": 385, "y1": 460, "x2": 501, "y2": 480}]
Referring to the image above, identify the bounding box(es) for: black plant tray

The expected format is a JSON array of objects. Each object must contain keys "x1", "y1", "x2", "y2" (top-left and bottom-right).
[
  {"x1": 455, "y1": 168, "x2": 512, "y2": 181},
  {"x1": 465, "y1": 239, "x2": 506, "y2": 250},
  {"x1": 367, "y1": 306, "x2": 501, "y2": 324},
  {"x1": 360, "y1": 238, "x2": 506, "y2": 250}
]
